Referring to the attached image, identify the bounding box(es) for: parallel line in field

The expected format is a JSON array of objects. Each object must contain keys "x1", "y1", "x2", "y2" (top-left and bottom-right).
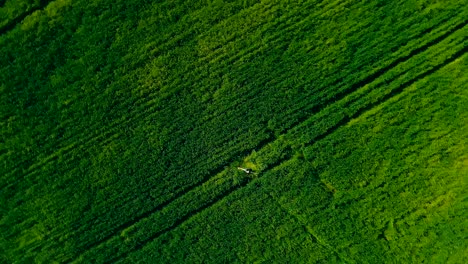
[
  {"x1": 1, "y1": 0, "x2": 331, "y2": 175},
  {"x1": 9, "y1": 15, "x2": 466, "y2": 255},
  {"x1": 74, "y1": 23, "x2": 467, "y2": 263},
  {"x1": 91, "y1": 0, "x2": 352, "y2": 119},
  {"x1": 128, "y1": 8, "x2": 463, "y2": 133},
  {"x1": 63, "y1": 131, "x2": 277, "y2": 264},
  {"x1": 5, "y1": 1, "x2": 462, "y2": 186},
  {"x1": 30, "y1": 26, "x2": 468, "y2": 264},
  {"x1": 0, "y1": 0, "x2": 436, "y2": 256},
  {"x1": 107, "y1": 150, "x2": 293, "y2": 264},
  {"x1": 339, "y1": 20, "x2": 468, "y2": 103},
  {"x1": 8, "y1": 7, "x2": 468, "y2": 264},
  {"x1": 0, "y1": 0, "x2": 219, "y2": 182},
  {"x1": 120, "y1": 0, "x2": 337, "y2": 75},
  {"x1": 113, "y1": 0, "x2": 277, "y2": 73},
  {"x1": 1, "y1": 0, "x2": 355, "y2": 187},
  {"x1": 299, "y1": 11, "x2": 462, "y2": 98},
  {"x1": 188, "y1": 15, "x2": 466, "y2": 150},
  {"x1": 104, "y1": 0, "x2": 352, "y2": 123},
  {"x1": 34, "y1": 123, "x2": 267, "y2": 259},
  {"x1": 111, "y1": 43, "x2": 468, "y2": 264},
  {"x1": 271, "y1": 18, "x2": 468, "y2": 137},
  {"x1": 304, "y1": 45, "x2": 467, "y2": 150},
  {"x1": 87, "y1": 0, "x2": 283, "y2": 106},
  {"x1": 1, "y1": 130, "x2": 121, "y2": 190},
  {"x1": 147, "y1": 0, "x2": 352, "y2": 92},
  {"x1": 286, "y1": 40, "x2": 464, "y2": 150},
  {"x1": 3, "y1": 10, "x2": 464, "y2": 260},
  {"x1": 3, "y1": 0, "x2": 441, "y2": 187},
  {"x1": 0, "y1": 0, "x2": 54, "y2": 35},
  {"x1": 167, "y1": 0, "x2": 460, "y2": 97},
  {"x1": 66, "y1": 0, "x2": 408, "y2": 160},
  {"x1": 61, "y1": 29, "x2": 460, "y2": 250},
  {"x1": 4, "y1": 18, "x2": 464, "y2": 239}
]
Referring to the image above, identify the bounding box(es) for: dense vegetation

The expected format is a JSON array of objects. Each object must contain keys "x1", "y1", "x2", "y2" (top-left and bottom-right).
[{"x1": 1, "y1": 0, "x2": 466, "y2": 263}]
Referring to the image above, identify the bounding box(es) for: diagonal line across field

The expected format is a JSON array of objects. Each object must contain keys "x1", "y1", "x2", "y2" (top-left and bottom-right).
[
  {"x1": 0, "y1": 0, "x2": 398, "y2": 183},
  {"x1": 2, "y1": 9, "x2": 461, "y2": 208},
  {"x1": 1, "y1": 0, "x2": 349, "y2": 189},
  {"x1": 105, "y1": 46, "x2": 468, "y2": 264},
  {"x1": 74, "y1": 14, "x2": 467, "y2": 211},
  {"x1": 5, "y1": 22, "x2": 467, "y2": 264},
  {"x1": 267, "y1": 18, "x2": 467, "y2": 135},
  {"x1": 2, "y1": 0, "x2": 465, "y2": 254},
  {"x1": 112, "y1": 45, "x2": 468, "y2": 264},
  {"x1": 3, "y1": 4, "x2": 465, "y2": 202},
  {"x1": 2, "y1": 0, "x2": 467, "y2": 262},
  {"x1": 68, "y1": 19, "x2": 467, "y2": 264},
  {"x1": 22, "y1": 14, "x2": 464, "y2": 261},
  {"x1": 303, "y1": 44, "x2": 467, "y2": 149},
  {"x1": 1, "y1": 0, "x2": 355, "y2": 185}
]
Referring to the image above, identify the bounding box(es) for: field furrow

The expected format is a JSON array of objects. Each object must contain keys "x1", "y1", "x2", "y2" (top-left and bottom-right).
[
  {"x1": 117, "y1": 49, "x2": 468, "y2": 264},
  {"x1": 67, "y1": 23, "x2": 467, "y2": 263},
  {"x1": 1, "y1": 0, "x2": 466, "y2": 262},
  {"x1": 66, "y1": 29, "x2": 466, "y2": 261},
  {"x1": 2, "y1": 0, "x2": 460, "y2": 196},
  {"x1": 4, "y1": 0, "x2": 460, "y2": 194},
  {"x1": 3, "y1": 6, "x2": 464, "y2": 258}
]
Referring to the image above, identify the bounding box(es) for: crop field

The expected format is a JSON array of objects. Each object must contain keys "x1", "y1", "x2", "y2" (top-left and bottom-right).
[{"x1": 1, "y1": 0, "x2": 467, "y2": 263}]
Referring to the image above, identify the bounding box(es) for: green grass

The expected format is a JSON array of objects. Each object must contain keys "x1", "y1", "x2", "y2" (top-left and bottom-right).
[{"x1": 1, "y1": 0, "x2": 467, "y2": 263}]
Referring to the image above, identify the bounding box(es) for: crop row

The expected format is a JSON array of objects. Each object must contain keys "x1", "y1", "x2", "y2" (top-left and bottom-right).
[
  {"x1": 69, "y1": 16, "x2": 468, "y2": 264},
  {"x1": 1, "y1": 0, "x2": 460, "y2": 201},
  {"x1": 0, "y1": 0, "x2": 352, "y2": 245},
  {"x1": 68, "y1": 9, "x2": 464, "y2": 260},
  {"x1": 117, "y1": 43, "x2": 468, "y2": 264},
  {"x1": 1, "y1": 0, "x2": 466, "y2": 262},
  {"x1": 287, "y1": 54, "x2": 468, "y2": 262}
]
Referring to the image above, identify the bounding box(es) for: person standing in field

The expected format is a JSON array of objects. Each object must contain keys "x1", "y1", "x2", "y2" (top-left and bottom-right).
[{"x1": 237, "y1": 167, "x2": 253, "y2": 174}]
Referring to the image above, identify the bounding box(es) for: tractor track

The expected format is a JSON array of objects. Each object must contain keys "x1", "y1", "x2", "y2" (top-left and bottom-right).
[
  {"x1": 111, "y1": 43, "x2": 467, "y2": 264},
  {"x1": 2, "y1": 3, "x2": 466, "y2": 263},
  {"x1": 70, "y1": 23, "x2": 467, "y2": 264},
  {"x1": 3, "y1": 1, "x2": 461, "y2": 194},
  {"x1": 1, "y1": 0, "x2": 349, "y2": 187},
  {"x1": 2, "y1": 33, "x2": 464, "y2": 264},
  {"x1": 1, "y1": 0, "x2": 455, "y2": 190},
  {"x1": 29, "y1": 15, "x2": 468, "y2": 262},
  {"x1": 105, "y1": 149, "x2": 293, "y2": 264}
]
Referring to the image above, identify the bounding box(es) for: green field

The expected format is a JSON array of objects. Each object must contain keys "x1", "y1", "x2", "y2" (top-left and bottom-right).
[{"x1": 1, "y1": 0, "x2": 467, "y2": 263}]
